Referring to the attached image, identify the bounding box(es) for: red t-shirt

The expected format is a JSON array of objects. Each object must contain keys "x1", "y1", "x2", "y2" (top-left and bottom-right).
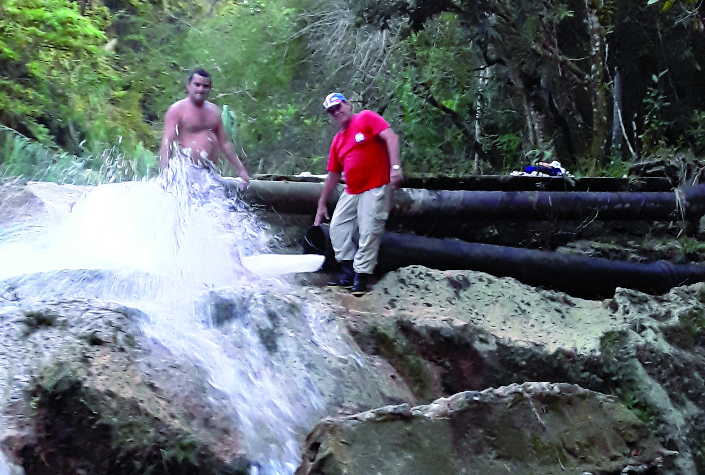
[{"x1": 327, "y1": 110, "x2": 391, "y2": 195}]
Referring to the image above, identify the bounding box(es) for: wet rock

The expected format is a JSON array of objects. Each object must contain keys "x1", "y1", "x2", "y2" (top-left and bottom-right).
[
  {"x1": 0, "y1": 181, "x2": 88, "y2": 228},
  {"x1": 297, "y1": 382, "x2": 667, "y2": 475},
  {"x1": 0, "y1": 271, "x2": 415, "y2": 475},
  {"x1": 0, "y1": 299, "x2": 246, "y2": 474},
  {"x1": 194, "y1": 287, "x2": 416, "y2": 415}
]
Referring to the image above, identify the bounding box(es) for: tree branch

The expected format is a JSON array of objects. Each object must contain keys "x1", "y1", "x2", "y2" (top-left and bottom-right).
[
  {"x1": 412, "y1": 82, "x2": 482, "y2": 156},
  {"x1": 530, "y1": 43, "x2": 588, "y2": 85}
]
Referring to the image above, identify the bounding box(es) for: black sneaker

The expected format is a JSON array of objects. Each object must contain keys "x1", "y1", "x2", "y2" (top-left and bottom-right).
[
  {"x1": 327, "y1": 261, "x2": 354, "y2": 287},
  {"x1": 351, "y1": 272, "x2": 369, "y2": 296}
]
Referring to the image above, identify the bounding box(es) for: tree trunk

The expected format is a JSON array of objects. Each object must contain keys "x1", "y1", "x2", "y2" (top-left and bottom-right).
[
  {"x1": 611, "y1": 67, "x2": 623, "y2": 154},
  {"x1": 587, "y1": 0, "x2": 610, "y2": 162},
  {"x1": 473, "y1": 67, "x2": 490, "y2": 173}
]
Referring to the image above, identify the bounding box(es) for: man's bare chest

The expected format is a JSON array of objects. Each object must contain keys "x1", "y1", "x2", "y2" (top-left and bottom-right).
[{"x1": 179, "y1": 110, "x2": 219, "y2": 134}]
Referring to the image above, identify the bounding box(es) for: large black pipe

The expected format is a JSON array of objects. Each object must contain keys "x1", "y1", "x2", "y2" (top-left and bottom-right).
[
  {"x1": 394, "y1": 186, "x2": 705, "y2": 220},
  {"x1": 253, "y1": 174, "x2": 675, "y2": 192},
  {"x1": 306, "y1": 226, "x2": 705, "y2": 298},
  {"x1": 243, "y1": 180, "x2": 340, "y2": 214},
  {"x1": 244, "y1": 180, "x2": 705, "y2": 221}
]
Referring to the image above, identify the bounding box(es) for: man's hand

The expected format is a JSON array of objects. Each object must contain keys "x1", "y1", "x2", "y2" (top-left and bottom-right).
[
  {"x1": 390, "y1": 168, "x2": 403, "y2": 188},
  {"x1": 239, "y1": 169, "x2": 250, "y2": 186},
  {"x1": 315, "y1": 171, "x2": 340, "y2": 225},
  {"x1": 314, "y1": 203, "x2": 329, "y2": 226},
  {"x1": 379, "y1": 128, "x2": 402, "y2": 188}
]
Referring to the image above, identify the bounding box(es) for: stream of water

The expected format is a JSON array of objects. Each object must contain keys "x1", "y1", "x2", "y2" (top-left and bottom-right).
[
  {"x1": 0, "y1": 158, "x2": 354, "y2": 474},
  {"x1": 0, "y1": 453, "x2": 10, "y2": 475}
]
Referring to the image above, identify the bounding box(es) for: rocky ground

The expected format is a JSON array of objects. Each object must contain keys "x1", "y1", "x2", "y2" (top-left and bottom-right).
[
  {"x1": 304, "y1": 265, "x2": 705, "y2": 473},
  {"x1": 0, "y1": 274, "x2": 414, "y2": 474},
  {"x1": 2, "y1": 181, "x2": 705, "y2": 474},
  {"x1": 297, "y1": 382, "x2": 666, "y2": 475},
  {"x1": 0, "y1": 298, "x2": 242, "y2": 475}
]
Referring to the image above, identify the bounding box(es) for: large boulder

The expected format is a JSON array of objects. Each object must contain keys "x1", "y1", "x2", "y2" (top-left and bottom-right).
[
  {"x1": 329, "y1": 266, "x2": 705, "y2": 473},
  {"x1": 0, "y1": 298, "x2": 245, "y2": 475},
  {"x1": 297, "y1": 382, "x2": 667, "y2": 475},
  {"x1": 0, "y1": 181, "x2": 88, "y2": 228}
]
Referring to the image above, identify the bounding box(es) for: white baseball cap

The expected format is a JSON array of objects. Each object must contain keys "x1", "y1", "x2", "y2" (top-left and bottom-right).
[{"x1": 322, "y1": 92, "x2": 347, "y2": 110}]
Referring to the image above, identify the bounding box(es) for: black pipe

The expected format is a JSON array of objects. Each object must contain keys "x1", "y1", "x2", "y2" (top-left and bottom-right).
[
  {"x1": 253, "y1": 174, "x2": 675, "y2": 192},
  {"x1": 394, "y1": 186, "x2": 705, "y2": 220},
  {"x1": 243, "y1": 180, "x2": 340, "y2": 214},
  {"x1": 305, "y1": 226, "x2": 705, "y2": 298},
  {"x1": 245, "y1": 181, "x2": 705, "y2": 221}
]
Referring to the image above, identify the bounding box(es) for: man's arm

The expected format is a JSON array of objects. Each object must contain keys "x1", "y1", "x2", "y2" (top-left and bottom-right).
[
  {"x1": 214, "y1": 112, "x2": 249, "y2": 183},
  {"x1": 379, "y1": 128, "x2": 402, "y2": 188},
  {"x1": 314, "y1": 171, "x2": 341, "y2": 225},
  {"x1": 159, "y1": 104, "x2": 180, "y2": 170}
]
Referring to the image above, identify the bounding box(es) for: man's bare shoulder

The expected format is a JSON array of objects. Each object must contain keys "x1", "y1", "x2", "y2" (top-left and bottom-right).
[
  {"x1": 169, "y1": 98, "x2": 190, "y2": 110},
  {"x1": 204, "y1": 100, "x2": 221, "y2": 115},
  {"x1": 165, "y1": 99, "x2": 188, "y2": 117}
]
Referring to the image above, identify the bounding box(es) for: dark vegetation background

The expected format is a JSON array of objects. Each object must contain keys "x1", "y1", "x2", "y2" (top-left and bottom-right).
[{"x1": 1, "y1": 0, "x2": 704, "y2": 182}]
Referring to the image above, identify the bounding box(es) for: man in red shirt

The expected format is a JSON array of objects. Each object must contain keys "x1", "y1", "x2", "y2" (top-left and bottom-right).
[{"x1": 314, "y1": 93, "x2": 402, "y2": 295}]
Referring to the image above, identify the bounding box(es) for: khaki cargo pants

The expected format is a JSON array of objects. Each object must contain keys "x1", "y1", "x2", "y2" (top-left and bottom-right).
[{"x1": 330, "y1": 184, "x2": 392, "y2": 274}]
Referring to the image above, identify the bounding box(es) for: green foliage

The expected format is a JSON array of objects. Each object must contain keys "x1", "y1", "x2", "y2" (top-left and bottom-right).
[
  {"x1": 490, "y1": 133, "x2": 523, "y2": 171},
  {"x1": 639, "y1": 70, "x2": 672, "y2": 151},
  {"x1": 617, "y1": 389, "x2": 658, "y2": 426},
  {"x1": 576, "y1": 154, "x2": 632, "y2": 178},
  {"x1": 0, "y1": 0, "x2": 112, "y2": 142},
  {"x1": 0, "y1": 0, "x2": 163, "y2": 179},
  {"x1": 155, "y1": 0, "x2": 328, "y2": 174},
  {"x1": 0, "y1": 125, "x2": 94, "y2": 183},
  {"x1": 676, "y1": 237, "x2": 705, "y2": 262},
  {"x1": 684, "y1": 110, "x2": 705, "y2": 155},
  {"x1": 374, "y1": 13, "x2": 525, "y2": 175},
  {"x1": 494, "y1": 133, "x2": 522, "y2": 157},
  {"x1": 221, "y1": 105, "x2": 239, "y2": 145},
  {"x1": 3, "y1": 0, "x2": 705, "y2": 179},
  {"x1": 158, "y1": 436, "x2": 200, "y2": 467},
  {"x1": 648, "y1": 0, "x2": 700, "y2": 11},
  {"x1": 0, "y1": 125, "x2": 156, "y2": 184},
  {"x1": 386, "y1": 14, "x2": 478, "y2": 174}
]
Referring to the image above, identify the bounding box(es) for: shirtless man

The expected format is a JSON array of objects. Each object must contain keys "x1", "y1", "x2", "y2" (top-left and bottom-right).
[{"x1": 159, "y1": 68, "x2": 250, "y2": 183}]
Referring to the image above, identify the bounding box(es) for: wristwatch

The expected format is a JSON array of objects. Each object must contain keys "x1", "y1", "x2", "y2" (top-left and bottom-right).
[{"x1": 391, "y1": 164, "x2": 401, "y2": 170}]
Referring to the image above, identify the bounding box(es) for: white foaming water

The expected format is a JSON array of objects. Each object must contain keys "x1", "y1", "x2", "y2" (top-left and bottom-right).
[
  {"x1": 0, "y1": 416, "x2": 8, "y2": 475},
  {"x1": 0, "y1": 158, "x2": 347, "y2": 474},
  {"x1": 0, "y1": 412, "x2": 18, "y2": 475},
  {"x1": 0, "y1": 453, "x2": 10, "y2": 475}
]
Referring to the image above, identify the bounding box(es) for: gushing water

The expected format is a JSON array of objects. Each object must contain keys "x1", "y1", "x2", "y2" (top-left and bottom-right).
[
  {"x1": 0, "y1": 415, "x2": 10, "y2": 475},
  {"x1": 0, "y1": 158, "x2": 355, "y2": 474},
  {"x1": 0, "y1": 452, "x2": 12, "y2": 475}
]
